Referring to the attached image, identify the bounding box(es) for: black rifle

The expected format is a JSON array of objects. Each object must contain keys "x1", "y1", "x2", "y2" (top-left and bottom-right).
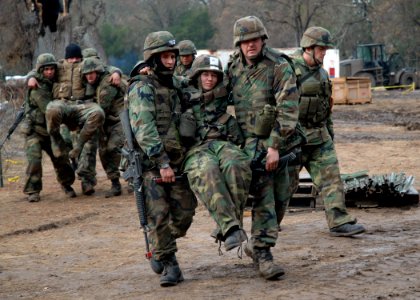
[
  {"x1": 152, "y1": 173, "x2": 188, "y2": 184},
  {"x1": 0, "y1": 105, "x2": 25, "y2": 150},
  {"x1": 251, "y1": 148, "x2": 300, "y2": 173},
  {"x1": 119, "y1": 108, "x2": 152, "y2": 260}
]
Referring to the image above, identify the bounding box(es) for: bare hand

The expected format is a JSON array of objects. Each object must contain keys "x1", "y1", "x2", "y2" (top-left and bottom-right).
[
  {"x1": 109, "y1": 72, "x2": 121, "y2": 86},
  {"x1": 159, "y1": 166, "x2": 175, "y2": 183},
  {"x1": 28, "y1": 77, "x2": 40, "y2": 89},
  {"x1": 265, "y1": 147, "x2": 279, "y2": 172},
  {"x1": 139, "y1": 66, "x2": 152, "y2": 75}
]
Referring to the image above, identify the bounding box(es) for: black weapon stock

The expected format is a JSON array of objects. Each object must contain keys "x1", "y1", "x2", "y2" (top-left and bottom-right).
[{"x1": 119, "y1": 108, "x2": 152, "y2": 260}]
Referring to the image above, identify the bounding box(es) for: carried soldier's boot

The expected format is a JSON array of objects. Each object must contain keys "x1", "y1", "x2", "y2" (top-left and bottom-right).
[
  {"x1": 28, "y1": 192, "x2": 40, "y2": 202},
  {"x1": 150, "y1": 257, "x2": 164, "y2": 274},
  {"x1": 82, "y1": 181, "x2": 95, "y2": 196},
  {"x1": 61, "y1": 185, "x2": 77, "y2": 198},
  {"x1": 105, "y1": 178, "x2": 122, "y2": 198},
  {"x1": 254, "y1": 247, "x2": 285, "y2": 280},
  {"x1": 329, "y1": 223, "x2": 366, "y2": 237},
  {"x1": 160, "y1": 253, "x2": 184, "y2": 287},
  {"x1": 224, "y1": 227, "x2": 247, "y2": 251}
]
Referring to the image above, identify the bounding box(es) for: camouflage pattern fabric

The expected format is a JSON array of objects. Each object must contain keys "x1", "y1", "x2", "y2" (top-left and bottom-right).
[
  {"x1": 226, "y1": 45, "x2": 300, "y2": 248},
  {"x1": 288, "y1": 51, "x2": 356, "y2": 228},
  {"x1": 76, "y1": 135, "x2": 98, "y2": 186},
  {"x1": 23, "y1": 74, "x2": 75, "y2": 194},
  {"x1": 127, "y1": 70, "x2": 195, "y2": 260},
  {"x1": 174, "y1": 63, "x2": 192, "y2": 77}
]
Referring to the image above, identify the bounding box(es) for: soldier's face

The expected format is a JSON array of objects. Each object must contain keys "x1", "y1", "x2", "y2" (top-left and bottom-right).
[
  {"x1": 313, "y1": 45, "x2": 328, "y2": 64},
  {"x1": 240, "y1": 37, "x2": 263, "y2": 62},
  {"x1": 85, "y1": 71, "x2": 98, "y2": 84},
  {"x1": 180, "y1": 55, "x2": 194, "y2": 66},
  {"x1": 160, "y1": 51, "x2": 177, "y2": 70},
  {"x1": 66, "y1": 57, "x2": 82, "y2": 64},
  {"x1": 43, "y1": 66, "x2": 55, "y2": 80},
  {"x1": 200, "y1": 71, "x2": 219, "y2": 91}
]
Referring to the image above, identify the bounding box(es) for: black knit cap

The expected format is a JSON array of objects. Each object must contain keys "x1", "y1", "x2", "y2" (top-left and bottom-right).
[{"x1": 65, "y1": 43, "x2": 82, "y2": 59}]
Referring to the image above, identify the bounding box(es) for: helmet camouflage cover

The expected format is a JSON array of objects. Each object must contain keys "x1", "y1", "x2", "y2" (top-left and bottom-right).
[
  {"x1": 82, "y1": 57, "x2": 105, "y2": 74},
  {"x1": 82, "y1": 48, "x2": 99, "y2": 59},
  {"x1": 233, "y1": 16, "x2": 268, "y2": 47},
  {"x1": 300, "y1": 26, "x2": 334, "y2": 48},
  {"x1": 36, "y1": 53, "x2": 57, "y2": 72},
  {"x1": 143, "y1": 31, "x2": 178, "y2": 62},
  {"x1": 178, "y1": 40, "x2": 197, "y2": 56},
  {"x1": 190, "y1": 54, "x2": 223, "y2": 80}
]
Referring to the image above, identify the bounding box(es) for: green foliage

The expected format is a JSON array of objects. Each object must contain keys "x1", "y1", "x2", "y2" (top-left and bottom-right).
[
  {"x1": 168, "y1": 7, "x2": 215, "y2": 49},
  {"x1": 99, "y1": 23, "x2": 134, "y2": 57}
]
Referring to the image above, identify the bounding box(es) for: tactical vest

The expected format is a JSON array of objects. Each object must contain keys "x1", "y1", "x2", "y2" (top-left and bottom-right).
[
  {"x1": 295, "y1": 63, "x2": 332, "y2": 128},
  {"x1": 227, "y1": 48, "x2": 288, "y2": 138},
  {"x1": 53, "y1": 59, "x2": 85, "y2": 100},
  {"x1": 129, "y1": 74, "x2": 184, "y2": 166}
]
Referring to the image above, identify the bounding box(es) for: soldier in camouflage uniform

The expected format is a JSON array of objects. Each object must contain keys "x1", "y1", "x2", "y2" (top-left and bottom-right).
[
  {"x1": 28, "y1": 43, "x2": 122, "y2": 195},
  {"x1": 81, "y1": 57, "x2": 126, "y2": 198},
  {"x1": 224, "y1": 16, "x2": 302, "y2": 280},
  {"x1": 23, "y1": 53, "x2": 76, "y2": 202},
  {"x1": 287, "y1": 27, "x2": 366, "y2": 237},
  {"x1": 174, "y1": 40, "x2": 197, "y2": 77},
  {"x1": 181, "y1": 54, "x2": 251, "y2": 252},
  {"x1": 127, "y1": 31, "x2": 196, "y2": 287}
]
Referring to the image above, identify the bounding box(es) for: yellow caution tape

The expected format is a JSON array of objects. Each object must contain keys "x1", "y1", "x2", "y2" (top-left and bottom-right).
[
  {"x1": 5, "y1": 159, "x2": 23, "y2": 164},
  {"x1": 7, "y1": 176, "x2": 20, "y2": 183},
  {"x1": 371, "y1": 82, "x2": 416, "y2": 94}
]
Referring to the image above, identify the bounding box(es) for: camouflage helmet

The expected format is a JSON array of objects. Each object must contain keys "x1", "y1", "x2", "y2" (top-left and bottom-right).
[
  {"x1": 36, "y1": 53, "x2": 57, "y2": 72},
  {"x1": 82, "y1": 48, "x2": 99, "y2": 59},
  {"x1": 233, "y1": 16, "x2": 268, "y2": 47},
  {"x1": 82, "y1": 57, "x2": 105, "y2": 74},
  {"x1": 178, "y1": 40, "x2": 197, "y2": 56},
  {"x1": 190, "y1": 54, "x2": 223, "y2": 80},
  {"x1": 300, "y1": 27, "x2": 334, "y2": 48},
  {"x1": 143, "y1": 31, "x2": 178, "y2": 62}
]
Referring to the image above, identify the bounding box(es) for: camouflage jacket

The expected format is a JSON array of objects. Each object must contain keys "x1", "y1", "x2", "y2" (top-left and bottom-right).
[
  {"x1": 292, "y1": 50, "x2": 334, "y2": 145},
  {"x1": 87, "y1": 72, "x2": 125, "y2": 123},
  {"x1": 182, "y1": 82, "x2": 243, "y2": 147},
  {"x1": 25, "y1": 73, "x2": 53, "y2": 136},
  {"x1": 225, "y1": 45, "x2": 301, "y2": 153},
  {"x1": 174, "y1": 63, "x2": 192, "y2": 77},
  {"x1": 127, "y1": 72, "x2": 185, "y2": 169}
]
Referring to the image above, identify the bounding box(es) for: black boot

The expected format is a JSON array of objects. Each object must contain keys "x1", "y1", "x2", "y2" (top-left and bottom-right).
[
  {"x1": 330, "y1": 223, "x2": 366, "y2": 237},
  {"x1": 160, "y1": 253, "x2": 184, "y2": 287},
  {"x1": 105, "y1": 178, "x2": 122, "y2": 198}
]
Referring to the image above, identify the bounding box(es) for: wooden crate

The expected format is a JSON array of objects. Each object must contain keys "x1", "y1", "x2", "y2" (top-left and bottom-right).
[{"x1": 331, "y1": 77, "x2": 372, "y2": 105}]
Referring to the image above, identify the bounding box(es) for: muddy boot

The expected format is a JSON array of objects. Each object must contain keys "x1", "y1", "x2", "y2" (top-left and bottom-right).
[
  {"x1": 254, "y1": 247, "x2": 285, "y2": 280},
  {"x1": 150, "y1": 257, "x2": 164, "y2": 274},
  {"x1": 28, "y1": 192, "x2": 40, "y2": 202},
  {"x1": 244, "y1": 241, "x2": 256, "y2": 263},
  {"x1": 105, "y1": 178, "x2": 122, "y2": 198},
  {"x1": 61, "y1": 185, "x2": 77, "y2": 198},
  {"x1": 330, "y1": 223, "x2": 366, "y2": 237},
  {"x1": 82, "y1": 181, "x2": 95, "y2": 196},
  {"x1": 224, "y1": 227, "x2": 247, "y2": 251},
  {"x1": 160, "y1": 254, "x2": 184, "y2": 287}
]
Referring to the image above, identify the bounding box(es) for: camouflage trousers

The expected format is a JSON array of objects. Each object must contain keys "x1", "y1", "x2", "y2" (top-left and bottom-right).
[
  {"x1": 77, "y1": 133, "x2": 98, "y2": 186},
  {"x1": 244, "y1": 138, "x2": 279, "y2": 248},
  {"x1": 143, "y1": 169, "x2": 196, "y2": 260},
  {"x1": 183, "y1": 140, "x2": 252, "y2": 237},
  {"x1": 296, "y1": 138, "x2": 356, "y2": 228},
  {"x1": 98, "y1": 121, "x2": 124, "y2": 180},
  {"x1": 23, "y1": 132, "x2": 75, "y2": 194}
]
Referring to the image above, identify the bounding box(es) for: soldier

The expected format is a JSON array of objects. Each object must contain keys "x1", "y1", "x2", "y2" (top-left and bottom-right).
[
  {"x1": 22, "y1": 53, "x2": 76, "y2": 202},
  {"x1": 127, "y1": 31, "x2": 196, "y2": 287},
  {"x1": 225, "y1": 16, "x2": 302, "y2": 280},
  {"x1": 181, "y1": 54, "x2": 251, "y2": 252},
  {"x1": 81, "y1": 57, "x2": 125, "y2": 198},
  {"x1": 285, "y1": 27, "x2": 366, "y2": 236},
  {"x1": 27, "y1": 43, "x2": 121, "y2": 195},
  {"x1": 174, "y1": 40, "x2": 197, "y2": 77}
]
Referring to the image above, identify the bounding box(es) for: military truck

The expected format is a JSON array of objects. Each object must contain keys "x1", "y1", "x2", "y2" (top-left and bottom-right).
[{"x1": 339, "y1": 43, "x2": 417, "y2": 88}]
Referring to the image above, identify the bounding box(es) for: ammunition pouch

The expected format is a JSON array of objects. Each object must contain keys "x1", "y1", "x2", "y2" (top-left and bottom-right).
[
  {"x1": 254, "y1": 104, "x2": 276, "y2": 138},
  {"x1": 179, "y1": 111, "x2": 197, "y2": 139}
]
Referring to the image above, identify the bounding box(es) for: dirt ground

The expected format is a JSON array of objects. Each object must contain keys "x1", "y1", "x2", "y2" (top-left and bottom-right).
[{"x1": 1, "y1": 90, "x2": 420, "y2": 300}]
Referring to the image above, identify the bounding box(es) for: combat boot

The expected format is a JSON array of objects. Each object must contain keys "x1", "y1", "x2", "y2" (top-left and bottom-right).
[
  {"x1": 254, "y1": 247, "x2": 285, "y2": 280},
  {"x1": 28, "y1": 192, "x2": 40, "y2": 202},
  {"x1": 150, "y1": 257, "x2": 164, "y2": 274},
  {"x1": 61, "y1": 185, "x2": 77, "y2": 198},
  {"x1": 244, "y1": 241, "x2": 256, "y2": 263},
  {"x1": 82, "y1": 181, "x2": 95, "y2": 196},
  {"x1": 330, "y1": 223, "x2": 366, "y2": 237},
  {"x1": 160, "y1": 253, "x2": 184, "y2": 287},
  {"x1": 224, "y1": 227, "x2": 247, "y2": 251},
  {"x1": 105, "y1": 178, "x2": 122, "y2": 198}
]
